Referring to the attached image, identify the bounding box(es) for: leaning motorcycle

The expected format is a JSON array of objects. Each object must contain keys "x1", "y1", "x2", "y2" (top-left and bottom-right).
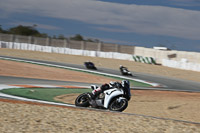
[
  {"x1": 75, "y1": 80, "x2": 131, "y2": 112},
  {"x1": 120, "y1": 67, "x2": 133, "y2": 76},
  {"x1": 84, "y1": 61, "x2": 97, "y2": 70}
]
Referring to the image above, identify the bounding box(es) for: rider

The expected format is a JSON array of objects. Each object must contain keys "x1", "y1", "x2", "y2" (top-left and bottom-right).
[
  {"x1": 121, "y1": 80, "x2": 131, "y2": 101},
  {"x1": 119, "y1": 65, "x2": 127, "y2": 71},
  {"x1": 90, "y1": 81, "x2": 124, "y2": 100}
]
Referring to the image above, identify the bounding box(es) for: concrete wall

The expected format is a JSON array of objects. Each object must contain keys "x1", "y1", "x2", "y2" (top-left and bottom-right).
[{"x1": 134, "y1": 46, "x2": 200, "y2": 64}]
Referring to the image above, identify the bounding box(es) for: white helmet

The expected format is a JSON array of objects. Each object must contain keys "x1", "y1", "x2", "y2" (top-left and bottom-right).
[{"x1": 109, "y1": 81, "x2": 115, "y2": 87}]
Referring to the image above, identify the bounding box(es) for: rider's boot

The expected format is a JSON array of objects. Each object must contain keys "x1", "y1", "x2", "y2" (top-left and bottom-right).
[
  {"x1": 90, "y1": 93, "x2": 96, "y2": 100},
  {"x1": 87, "y1": 93, "x2": 95, "y2": 100},
  {"x1": 87, "y1": 93, "x2": 98, "y2": 107}
]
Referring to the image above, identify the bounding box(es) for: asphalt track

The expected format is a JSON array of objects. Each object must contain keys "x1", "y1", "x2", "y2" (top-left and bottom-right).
[
  {"x1": 0, "y1": 55, "x2": 200, "y2": 92},
  {"x1": 1, "y1": 56, "x2": 200, "y2": 125}
]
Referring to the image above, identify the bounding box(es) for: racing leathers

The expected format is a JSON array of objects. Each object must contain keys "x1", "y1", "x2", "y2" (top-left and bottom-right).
[{"x1": 90, "y1": 81, "x2": 122, "y2": 99}]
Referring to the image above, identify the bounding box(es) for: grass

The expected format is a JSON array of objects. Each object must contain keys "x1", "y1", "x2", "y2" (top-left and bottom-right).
[{"x1": 0, "y1": 88, "x2": 90, "y2": 103}]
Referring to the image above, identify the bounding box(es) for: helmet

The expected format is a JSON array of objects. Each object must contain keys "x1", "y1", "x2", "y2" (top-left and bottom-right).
[
  {"x1": 101, "y1": 83, "x2": 110, "y2": 90},
  {"x1": 121, "y1": 80, "x2": 130, "y2": 88},
  {"x1": 109, "y1": 81, "x2": 115, "y2": 86},
  {"x1": 114, "y1": 82, "x2": 122, "y2": 88},
  {"x1": 119, "y1": 65, "x2": 123, "y2": 67}
]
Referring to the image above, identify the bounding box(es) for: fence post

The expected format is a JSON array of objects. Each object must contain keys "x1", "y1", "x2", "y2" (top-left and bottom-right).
[
  {"x1": 10, "y1": 34, "x2": 15, "y2": 42},
  {"x1": 63, "y1": 38, "x2": 68, "y2": 47},
  {"x1": 46, "y1": 37, "x2": 51, "y2": 46},
  {"x1": 81, "y1": 41, "x2": 85, "y2": 50},
  {"x1": 98, "y1": 42, "x2": 102, "y2": 51},
  {"x1": 28, "y1": 36, "x2": 33, "y2": 44},
  {"x1": 132, "y1": 46, "x2": 135, "y2": 55},
  {"x1": 67, "y1": 39, "x2": 69, "y2": 48},
  {"x1": 115, "y1": 44, "x2": 119, "y2": 53},
  {"x1": 33, "y1": 36, "x2": 37, "y2": 44}
]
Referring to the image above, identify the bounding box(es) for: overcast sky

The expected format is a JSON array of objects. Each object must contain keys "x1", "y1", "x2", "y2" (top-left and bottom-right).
[{"x1": 0, "y1": 0, "x2": 200, "y2": 52}]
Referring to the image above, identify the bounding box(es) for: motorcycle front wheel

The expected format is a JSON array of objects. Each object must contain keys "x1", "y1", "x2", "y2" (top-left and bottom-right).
[
  {"x1": 75, "y1": 93, "x2": 90, "y2": 107},
  {"x1": 109, "y1": 98, "x2": 128, "y2": 112}
]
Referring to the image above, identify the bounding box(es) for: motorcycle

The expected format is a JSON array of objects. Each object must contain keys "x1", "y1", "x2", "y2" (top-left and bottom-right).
[
  {"x1": 84, "y1": 61, "x2": 97, "y2": 70},
  {"x1": 120, "y1": 66, "x2": 133, "y2": 76},
  {"x1": 75, "y1": 80, "x2": 131, "y2": 112}
]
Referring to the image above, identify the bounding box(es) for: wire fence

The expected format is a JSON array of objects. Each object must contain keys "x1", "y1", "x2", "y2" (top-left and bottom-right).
[{"x1": 0, "y1": 33, "x2": 135, "y2": 54}]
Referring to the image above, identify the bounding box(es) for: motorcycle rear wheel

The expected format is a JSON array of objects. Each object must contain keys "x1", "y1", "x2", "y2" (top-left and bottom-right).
[
  {"x1": 109, "y1": 98, "x2": 128, "y2": 112},
  {"x1": 75, "y1": 93, "x2": 90, "y2": 107}
]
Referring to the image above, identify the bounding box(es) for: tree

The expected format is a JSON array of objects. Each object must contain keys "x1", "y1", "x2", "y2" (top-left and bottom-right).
[
  {"x1": 52, "y1": 35, "x2": 57, "y2": 39},
  {"x1": 8, "y1": 25, "x2": 40, "y2": 36},
  {"x1": 94, "y1": 39, "x2": 100, "y2": 43},
  {"x1": 0, "y1": 25, "x2": 2, "y2": 32},
  {"x1": 70, "y1": 34, "x2": 84, "y2": 41},
  {"x1": 69, "y1": 34, "x2": 101, "y2": 43},
  {"x1": 86, "y1": 38, "x2": 100, "y2": 43},
  {"x1": 40, "y1": 33, "x2": 48, "y2": 38},
  {"x1": 0, "y1": 25, "x2": 103, "y2": 43},
  {"x1": 86, "y1": 38, "x2": 93, "y2": 42},
  {"x1": 58, "y1": 34, "x2": 65, "y2": 40},
  {"x1": 0, "y1": 25, "x2": 7, "y2": 33}
]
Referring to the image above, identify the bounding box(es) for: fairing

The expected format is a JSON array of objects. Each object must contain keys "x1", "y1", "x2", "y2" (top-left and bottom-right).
[{"x1": 103, "y1": 88, "x2": 124, "y2": 108}]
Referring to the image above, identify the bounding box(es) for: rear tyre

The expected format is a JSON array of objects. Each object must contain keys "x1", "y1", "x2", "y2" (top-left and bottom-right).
[
  {"x1": 109, "y1": 98, "x2": 128, "y2": 112},
  {"x1": 75, "y1": 93, "x2": 90, "y2": 107}
]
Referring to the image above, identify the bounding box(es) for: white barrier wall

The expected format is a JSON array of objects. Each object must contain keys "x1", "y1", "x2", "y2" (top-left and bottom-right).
[
  {"x1": 134, "y1": 46, "x2": 200, "y2": 64},
  {"x1": 0, "y1": 41, "x2": 134, "y2": 61},
  {"x1": 162, "y1": 59, "x2": 200, "y2": 72},
  {"x1": 134, "y1": 46, "x2": 200, "y2": 72},
  {"x1": 1, "y1": 41, "x2": 200, "y2": 72}
]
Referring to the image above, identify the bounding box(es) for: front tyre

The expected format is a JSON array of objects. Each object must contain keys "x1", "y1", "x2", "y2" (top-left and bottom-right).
[
  {"x1": 75, "y1": 93, "x2": 90, "y2": 107},
  {"x1": 109, "y1": 98, "x2": 128, "y2": 112}
]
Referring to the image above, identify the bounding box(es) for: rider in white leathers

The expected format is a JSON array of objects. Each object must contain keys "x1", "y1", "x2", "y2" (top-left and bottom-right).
[{"x1": 91, "y1": 80, "x2": 130, "y2": 100}]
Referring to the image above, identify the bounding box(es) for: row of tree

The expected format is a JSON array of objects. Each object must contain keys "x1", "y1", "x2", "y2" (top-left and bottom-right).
[
  {"x1": 0, "y1": 25, "x2": 48, "y2": 37},
  {"x1": 0, "y1": 25, "x2": 100, "y2": 43}
]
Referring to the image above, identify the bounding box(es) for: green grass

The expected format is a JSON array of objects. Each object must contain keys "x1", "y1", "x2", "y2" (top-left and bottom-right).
[{"x1": 0, "y1": 88, "x2": 90, "y2": 103}]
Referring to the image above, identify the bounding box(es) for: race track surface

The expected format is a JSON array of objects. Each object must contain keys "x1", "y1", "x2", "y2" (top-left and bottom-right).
[{"x1": 1, "y1": 55, "x2": 200, "y2": 92}]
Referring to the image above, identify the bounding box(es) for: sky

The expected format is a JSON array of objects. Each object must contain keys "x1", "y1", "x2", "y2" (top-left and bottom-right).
[{"x1": 0, "y1": 0, "x2": 200, "y2": 52}]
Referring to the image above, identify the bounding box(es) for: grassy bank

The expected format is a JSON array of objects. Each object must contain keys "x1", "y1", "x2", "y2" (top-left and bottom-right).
[{"x1": 0, "y1": 88, "x2": 90, "y2": 103}]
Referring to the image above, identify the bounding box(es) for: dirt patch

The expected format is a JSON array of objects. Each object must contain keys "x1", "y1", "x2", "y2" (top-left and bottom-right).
[
  {"x1": 1, "y1": 100, "x2": 200, "y2": 133},
  {"x1": 0, "y1": 59, "x2": 119, "y2": 84},
  {"x1": 54, "y1": 93, "x2": 79, "y2": 104},
  {"x1": 54, "y1": 90, "x2": 200, "y2": 123}
]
